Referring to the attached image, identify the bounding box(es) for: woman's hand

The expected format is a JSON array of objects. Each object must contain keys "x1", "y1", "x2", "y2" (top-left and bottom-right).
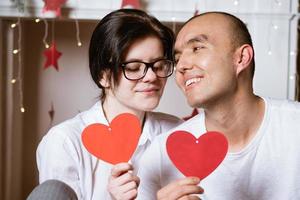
[
  {"x1": 157, "y1": 177, "x2": 203, "y2": 200},
  {"x1": 108, "y1": 163, "x2": 140, "y2": 200}
]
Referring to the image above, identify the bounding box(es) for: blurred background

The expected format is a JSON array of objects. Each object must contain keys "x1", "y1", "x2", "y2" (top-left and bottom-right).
[{"x1": 0, "y1": 0, "x2": 299, "y2": 199}]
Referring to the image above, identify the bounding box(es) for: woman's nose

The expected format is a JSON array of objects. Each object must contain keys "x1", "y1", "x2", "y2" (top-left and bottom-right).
[{"x1": 142, "y1": 67, "x2": 157, "y2": 82}]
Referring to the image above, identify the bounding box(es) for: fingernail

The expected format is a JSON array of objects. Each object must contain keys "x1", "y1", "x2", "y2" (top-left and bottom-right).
[{"x1": 193, "y1": 177, "x2": 200, "y2": 182}]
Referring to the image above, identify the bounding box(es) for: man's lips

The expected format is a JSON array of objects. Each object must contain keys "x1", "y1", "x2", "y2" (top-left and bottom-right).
[{"x1": 185, "y1": 77, "x2": 203, "y2": 87}]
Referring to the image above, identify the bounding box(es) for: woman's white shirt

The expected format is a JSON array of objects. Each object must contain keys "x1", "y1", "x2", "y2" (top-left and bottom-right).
[{"x1": 37, "y1": 101, "x2": 182, "y2": 200}]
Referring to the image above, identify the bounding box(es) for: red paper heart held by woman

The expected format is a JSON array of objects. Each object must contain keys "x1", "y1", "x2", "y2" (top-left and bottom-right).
[
  {"x1": 82, "y1": 113, "x2": 141, "y2": 164},
  {"x1": 167, "y1": 131, "x2": 228, "y2": 180}
]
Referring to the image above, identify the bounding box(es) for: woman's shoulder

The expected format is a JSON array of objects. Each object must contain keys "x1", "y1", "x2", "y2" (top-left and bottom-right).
[
  {"x1": 40, "y1": 114, "x2": 84, "y2": 146},
  {"x1": 43, "y1": 101, "x2": 102, "y2": 142}
]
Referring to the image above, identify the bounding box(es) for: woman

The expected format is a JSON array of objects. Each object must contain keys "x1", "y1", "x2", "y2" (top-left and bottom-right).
[{"x1": 36, "y1": 9, "x2": 182, "y2": 200}]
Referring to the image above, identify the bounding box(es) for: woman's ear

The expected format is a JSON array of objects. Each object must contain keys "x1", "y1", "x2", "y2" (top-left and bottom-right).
[
  {"x1": 99, "y1": 71, "x2": 110, "y2": 88},
  {"x1": 234, "y1": 44, "x2": 254, "y2": 76}
]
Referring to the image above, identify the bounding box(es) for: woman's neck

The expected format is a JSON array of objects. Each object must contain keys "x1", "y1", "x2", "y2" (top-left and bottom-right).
[{"x1": 102, "y1": 96, "x2": 145, "y2": 124}]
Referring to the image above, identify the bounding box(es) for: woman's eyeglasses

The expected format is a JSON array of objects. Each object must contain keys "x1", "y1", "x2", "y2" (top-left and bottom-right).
[{"x1": 121, "y1": 59, "x2": 174, "y2": 81}]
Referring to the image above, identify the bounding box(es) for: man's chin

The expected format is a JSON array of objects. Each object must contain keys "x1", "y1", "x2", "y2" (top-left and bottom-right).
[{"x1": 187, "y1": 98, "x2": 203, "y2": 109}]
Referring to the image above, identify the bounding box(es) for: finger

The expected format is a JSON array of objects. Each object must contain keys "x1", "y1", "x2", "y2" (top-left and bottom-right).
[
  {"x1": 135, "y1": 175, "x2": 140, "y2": 186},
  {"x1": 188, "y1": 195, "x2": 201, "y2": 200},
  {"x1": 177, "y1": 195, "x2": 201, "y2": 200},
  {"x1": 177, "y1": 177, "x2": 201, "y2": 186},
  {"x1": 122, "y1": 188, "x2": 138, "y2": 200},
  {"x1": 185, "y1": 195, "x2": 201, "y2": 200},
  {"x1": 178, "y1": 196, "x2": 201, "y2": 200},
  {"x1": 119, "y1": 181, "x2": 138, "y2": 194},
  {"x1": 110, "y1": 172, "x2": 138, "y2": 187},
  {"x1": 169, "y1": 185, "x2": 204, "y2": 199},
  {"x1": 111, "y1": 163, "x2": 133, "y2": 178},
  {"x1": 158, "y1": 177, "x2": 200, "y2": 196}
]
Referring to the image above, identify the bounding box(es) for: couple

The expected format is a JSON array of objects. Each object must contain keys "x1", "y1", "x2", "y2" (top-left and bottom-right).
[{"x1": 29, "y1": 8, "x2": 300, "y2": 200}]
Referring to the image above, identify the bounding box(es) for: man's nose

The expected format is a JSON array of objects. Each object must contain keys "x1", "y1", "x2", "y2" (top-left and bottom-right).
[{"x1": 176, "y1": 54, "x2": 193, "y2": 73}]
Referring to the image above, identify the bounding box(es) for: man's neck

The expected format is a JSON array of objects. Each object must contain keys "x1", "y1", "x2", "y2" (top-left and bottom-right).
[{"x1": 204, "y1": 93, "x2": 265, "y2": 152}]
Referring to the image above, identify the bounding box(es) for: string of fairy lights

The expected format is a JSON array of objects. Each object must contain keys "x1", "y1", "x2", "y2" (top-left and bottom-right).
[
  {"x1": 10, "y1": 17, "x2": 25, "y2": 113},
  {"x1": 6, "y1": 0, "x2": 299, "y2": 113},
  {"x1": 9, "y1": 4, "x2": 83, "y2": 113}
]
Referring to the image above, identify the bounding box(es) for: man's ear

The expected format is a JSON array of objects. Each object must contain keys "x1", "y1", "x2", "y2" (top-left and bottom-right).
[
  {"x1": 234, "y1": 44, "x2": 254, "y2": 76},
  {"x1": 99, "y1": 71, "x2": 110, "y2": 88}
]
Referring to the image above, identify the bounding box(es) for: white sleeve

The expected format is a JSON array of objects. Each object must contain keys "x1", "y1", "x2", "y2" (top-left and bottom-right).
[
  {"x1": 36, "y1": 127, "x2": 82, "y2": 199},
  {"x1": 137, "y1": 139, "x2": 162, "y2": 200}
]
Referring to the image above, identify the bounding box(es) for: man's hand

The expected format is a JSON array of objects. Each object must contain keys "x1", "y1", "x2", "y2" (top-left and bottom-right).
[
  {"x1": 108, "y1": 163, "x2": 140, "y2": 200},
  {"x1": 157, "y1": 177, "x2": 204, "y2": 200}
]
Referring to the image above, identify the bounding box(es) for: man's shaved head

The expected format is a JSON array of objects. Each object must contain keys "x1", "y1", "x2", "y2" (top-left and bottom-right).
[{"x1": 182, "y1": 12, "x2": 255, "y2": 76}]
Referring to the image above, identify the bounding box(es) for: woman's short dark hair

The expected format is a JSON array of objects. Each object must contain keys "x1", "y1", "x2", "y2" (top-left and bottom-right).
[{"x1": 89, "y1": 9, "x2": 175, "y2": 100}]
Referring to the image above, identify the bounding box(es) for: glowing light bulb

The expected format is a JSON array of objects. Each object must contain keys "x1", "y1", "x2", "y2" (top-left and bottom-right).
[
  {"x1": 289, "y1": 75, "x2": 295, "y2": 80},
  {"x1": 45, "y1": 44, "x2": 50, "y2": 48},
  {"x1": 11, "y1": 23, "x2": 17, "y2": 28},
  {"x1": 35, "y1": 18, "x2": 40, "y2": 23},
  {"x1": 13, "y1": 49, "x2": 19, "y2": 54},
  {"x1": 77, "y1": 42, "x2": 82, "y2": 47},
  {"x1": 11, "y1": 79, "x2": 17, "y2": 84},
  {"x1": 20, "y1": 107, "x2": 25, "y2": 113}
]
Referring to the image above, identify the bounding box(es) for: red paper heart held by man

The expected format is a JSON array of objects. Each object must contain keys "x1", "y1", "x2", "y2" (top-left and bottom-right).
[{"x1": 167, "y1": 131, "x2": 228, "y2": 180}]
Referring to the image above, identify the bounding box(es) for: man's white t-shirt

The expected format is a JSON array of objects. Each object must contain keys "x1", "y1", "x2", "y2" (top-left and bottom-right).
[{"x1": 138, "y1": 98, "x2": 300, "y2": 200}]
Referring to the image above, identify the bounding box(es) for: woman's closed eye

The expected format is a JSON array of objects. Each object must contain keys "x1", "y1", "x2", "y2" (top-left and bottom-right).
[{"x1": 125, "y1": 67, "x2": 140, "y2": 72}]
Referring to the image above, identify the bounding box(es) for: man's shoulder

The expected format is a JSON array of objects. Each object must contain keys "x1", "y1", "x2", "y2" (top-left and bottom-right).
[{"x1": 267, "y1": 98, "x2": 300, "y2": 114}]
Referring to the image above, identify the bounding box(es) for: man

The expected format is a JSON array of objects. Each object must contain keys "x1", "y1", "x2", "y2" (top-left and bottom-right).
[{"x1": 137, "y1": 12, "x2": 300, "y2": 200}]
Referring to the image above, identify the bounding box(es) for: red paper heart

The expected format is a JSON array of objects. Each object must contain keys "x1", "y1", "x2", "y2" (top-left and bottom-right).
[
  {"x1": 167, "y1": 131, "x2": 228, "y2": 180},
  {"x1": 82, "y1": 113, "x2": 141, "y2": 164}
]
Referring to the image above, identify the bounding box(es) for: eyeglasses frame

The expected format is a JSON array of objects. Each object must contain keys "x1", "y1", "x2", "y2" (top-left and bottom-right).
[{"x1": 121, "y1": 59, "x2": 175, "y2": 81}]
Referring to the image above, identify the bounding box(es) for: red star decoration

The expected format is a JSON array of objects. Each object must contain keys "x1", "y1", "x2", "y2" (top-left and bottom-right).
[
  {"x1": 183, "y1": 108, "x2": 199, "y2": 121},
  {"x1": 43, "y1": 42, "x2": 62, "y2": 71},
  {"x1": 43, "y1": 0, "x2": 67, "y2": 17},
  {"x1": 121, "y1": 0, "x2": 140, "y2": 9}
]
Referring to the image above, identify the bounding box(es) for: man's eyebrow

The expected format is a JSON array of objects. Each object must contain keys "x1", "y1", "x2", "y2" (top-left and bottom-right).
[
  {"x1": 187, "y1": 34, "x2": 209, "y2": 45},
  {"x1": 175, "y1": 34, "x2": 209, "y2": 55}
]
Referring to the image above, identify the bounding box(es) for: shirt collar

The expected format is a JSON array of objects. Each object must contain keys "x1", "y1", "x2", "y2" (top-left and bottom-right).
[
  {"x1": 80, "y1": 101, "x2": 109, "y2": 126},
  {"x1": 137, "y1": 112, "x2": 159, "y2": 146},
  {"x1": 81, "y1": 103, "x2": 158, "y2": 146}
]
